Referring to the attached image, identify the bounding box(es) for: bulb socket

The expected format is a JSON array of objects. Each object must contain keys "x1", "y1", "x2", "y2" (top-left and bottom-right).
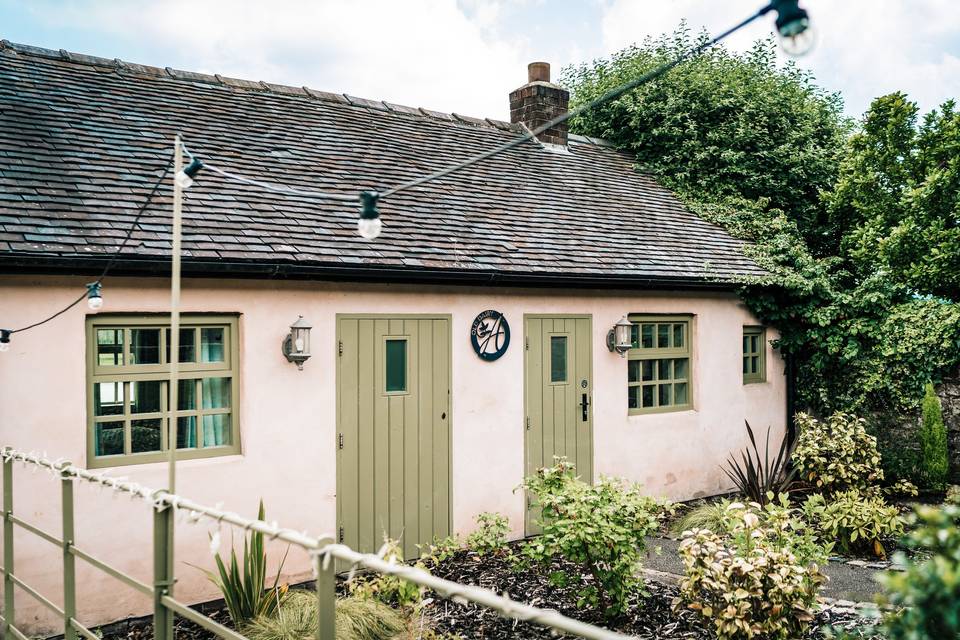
[
  {"x1": 0, "y1": 329, "x2": 10, "y2": 344},
  {"x1": 359, "y1": 190, "x2": 381, "y2": 220},
  {"x1": 183, "y1": 158, "x2": 205, "y2": 179}
]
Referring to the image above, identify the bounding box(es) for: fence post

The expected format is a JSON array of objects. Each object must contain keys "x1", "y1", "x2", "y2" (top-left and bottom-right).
[
  {"x1": 315, "y1": 543, "x2": 335, "y2": 640},
  {"x1": 60, "y1": 463, "x2": 77, "y2": 640},
  {"x1": 153, "y1": 499, "x2": 174, "y2": 640},
  {"x1": 3, "y1": 449, "x2": 13, "y2": 635}
]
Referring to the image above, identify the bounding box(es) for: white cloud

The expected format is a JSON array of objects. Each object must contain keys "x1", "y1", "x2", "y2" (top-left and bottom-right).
[
  {"x1": 599, "y1": 0, "x2": 960, "y2": 117},
  {"x1": 35, "y1": 0, "x2": 531, "y2": 119}
]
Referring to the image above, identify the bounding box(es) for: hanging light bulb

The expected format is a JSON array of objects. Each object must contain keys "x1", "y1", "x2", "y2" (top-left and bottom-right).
[
  {"x1": 358, "y1": 190, "x2": 382, "y2": 240},
  {"x1": 86, "y1": 281, "x2": 103, "y2": 311},
  {"x1": 772, "y1": 0, "x2": 816, "y2": 57},
  {"x1": 175, "y1": 158, "x2": 205, "y2": 189},
  {"x1": 0, "y1": 329, "x2": 10, "y2": 353}
]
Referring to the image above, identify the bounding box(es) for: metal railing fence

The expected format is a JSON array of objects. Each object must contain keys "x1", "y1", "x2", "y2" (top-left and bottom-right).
[{"x1": 0, "y1": 447, "x2": 631, "y2": 640}]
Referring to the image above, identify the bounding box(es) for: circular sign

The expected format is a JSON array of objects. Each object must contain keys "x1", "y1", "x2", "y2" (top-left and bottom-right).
[{"x1": 470, "y1": 310, "x2": 510, "y2": 361}]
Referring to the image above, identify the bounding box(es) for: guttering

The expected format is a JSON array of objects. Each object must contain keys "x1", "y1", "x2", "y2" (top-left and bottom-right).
[{"x1": 0, "y1": 254, "x2": 747, "y2": 292}]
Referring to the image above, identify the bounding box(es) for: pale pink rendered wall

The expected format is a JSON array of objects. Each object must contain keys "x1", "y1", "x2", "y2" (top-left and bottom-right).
[{"x1": 0, "y1": 275, "x2": 784, "y2": 633}]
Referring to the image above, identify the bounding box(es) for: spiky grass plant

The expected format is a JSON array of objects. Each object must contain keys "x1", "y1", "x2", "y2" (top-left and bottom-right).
[
  {"x1": 243, "y1": 590, "x2": 406, "y2": 640},
  {"x1": 668, "y1": 500, "x2": 731, "y2": 538},
  {"x1": 194, "y1": 500, "x2": 288, "y2": 627},
  {"x1": 723, "y1": 421, "x2": 796, "y2": 506}
]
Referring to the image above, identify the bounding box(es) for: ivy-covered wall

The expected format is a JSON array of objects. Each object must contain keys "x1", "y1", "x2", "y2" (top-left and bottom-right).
[{"x1": 938, "y1": 373, "x2": 960, "y2": 483}]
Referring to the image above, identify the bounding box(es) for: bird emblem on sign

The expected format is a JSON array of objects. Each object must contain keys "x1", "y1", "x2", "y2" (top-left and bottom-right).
[{"x1": 470, "y1": 310, "x2": 510, "y2": 361}]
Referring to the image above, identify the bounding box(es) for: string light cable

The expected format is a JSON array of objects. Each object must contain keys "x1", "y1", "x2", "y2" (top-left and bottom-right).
[
  {"x1": 0, "y1": 1, "x2": 813, "y2": 350},
  {"x1": 179, "y1": 0, "x2": 813, "y2": 241},
  {"x1": 0, "y1": 152, "x2": 174, "y2": 351}
]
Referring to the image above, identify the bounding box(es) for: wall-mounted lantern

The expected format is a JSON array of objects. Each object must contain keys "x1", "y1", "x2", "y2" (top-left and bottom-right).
[
  {"x1": 606, "y1": 315, "x2": 633, "y2": 357},
  {"x1": 282, "y1": 316, "x2": 312, "y2": 370}
]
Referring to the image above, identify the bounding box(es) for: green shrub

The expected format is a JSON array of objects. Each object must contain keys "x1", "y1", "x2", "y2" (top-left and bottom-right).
[
  {"x1": 946, "y1": 485, "x2": 960, "y2": 506},
  {"x1": 918, "y1": 382, "x2": 949, "y2": 492},
  {"x1": 465, "y1": 512, "x2": 510, "y2": 556},
  {"x1": 878, "y1": 504, "x2": 960, "y2": 639},
  {"x1": 192, "y1": 501, "x2": 288, "y2": 627},
  {"x1": 793, "y1": 412, "x2": 884, "y2": 493},
  {"x1": 674, "y1": 500, "x2": 827, "y2": 640},
  {"x1": 885, "y1": 478, "x2": 920, "y2": 499},
  {"x1": 348, "y1": 538, "x2": 425, "y2": 609},
  {"x1": 802, "y1": 490, "x2": 904, "y2": 558},
  {"x1": 521, "y1": 458, "x2": 660, "y2": 617},
  {"x1": 244, "y1": 590, "x2": 406, "y2": 640}
]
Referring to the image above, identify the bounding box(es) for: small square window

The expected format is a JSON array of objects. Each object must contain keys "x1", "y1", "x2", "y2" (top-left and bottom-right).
[
  {"x1": 385, "y1": 339, "x2": 407, "y2": 393},
  {"x1": 743, "y1": 327, "x2": 766, "y2": 384}
]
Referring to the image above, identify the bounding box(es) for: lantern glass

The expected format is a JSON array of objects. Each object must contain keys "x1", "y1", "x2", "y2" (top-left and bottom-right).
[
  {"x1": 283, "y1": 316, "x2": 313, "y2": 370},
  {"x1": 614, "y1": 316, "x2": 633, "y2": 352}
]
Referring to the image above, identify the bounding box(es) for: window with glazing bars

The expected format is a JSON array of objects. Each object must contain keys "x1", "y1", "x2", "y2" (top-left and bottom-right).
[
  {"x1": 627, "y1": 316, "x2": 692, "y2": 414},
  {"x1": 86, "y1": 315, "x2": 240, "y2": 468},
  {"x1": 743, "y1": 326, "x2": 766, "y2": 383}
]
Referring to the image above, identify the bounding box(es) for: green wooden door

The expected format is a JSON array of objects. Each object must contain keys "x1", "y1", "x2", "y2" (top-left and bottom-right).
[
  {"x1": 524, "y1": 315, "x2": 593, "y2": 535},
  {"x1": 337, "y1": 315, "x2": 451, "y2": 560}
]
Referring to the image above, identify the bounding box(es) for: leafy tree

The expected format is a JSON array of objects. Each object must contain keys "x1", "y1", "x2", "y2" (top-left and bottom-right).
[
  {"x1": 563, "y1": 27, "x2": 960, "y2": 414},
  {"x1": 561, "y1": 27, "x2": 850, "y2": 255},
  {"x1": 828, "y1": 94, "x2": 960, "y2": 299}
]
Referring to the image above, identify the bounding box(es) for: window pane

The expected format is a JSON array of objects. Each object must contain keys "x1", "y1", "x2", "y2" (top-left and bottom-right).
[
  {"x1": 550, "y1": 336, "x2": 567, "y2": 383},
  {"x1": 94, "y1": 382, "x2": 124, "y2": 416},
  {"x1": 630, "y1": 324, "x2": 640, "y2": 349},
  {"x1": 641, "y1": 324, "x2": 654, "y2": 348},
  {"x1": 177, "y1": 379, "x2": 197, "y2": 411},
  {"x1": 659, "y1": 383, "x2": 672, "y2": 406},
  {"x1": 657, "y1": 324, "x2": 670, "y2": 348},
  {"x1": 385, "y1": 339, "x2": 407, "y2": 392},
  {"x1": 95, "y1": 421, "x2": 124, "y2": 456},
  {"x1": 641, "y1": 360, "x2": 654, "y2": 381},
  {"x1": 673, "y1": 324, "x2": 684, "y2": 348},
  {"x1": 658, "y1": 358, "x2": 672, "y2": 381},
  {"x1": 200, "y1": 328, "x2": 225, "y2": 363},
  {"x1": 743, "y1": 356, "x2": 750, "y2": 374},
  {"x1": 202, "y1": 414, "x2": 231, "y2": 447},
  {"x1": 752, "y1": 356, "x2": 760, "y2": 374},
  {"x1": 202, "y1": 377, "x2": 231, "y2": 409},
  {"x1": 751, "y1": 335, "x2": 759, "y2": 352},
  {"x1": 130, "y1": 380, "x2": 162, "y2": 414},
  {"x1": 177, "y1": 416, "x2": 197, "y2": 449},
  {"x1": 642, "y1": 385, "x2": 655, "y2": 408},
  {"x1": 130, "y1": 329, "x2": 161, "y2": 364},
  {"x1": 674, "y1": 382, "x2": 688, "y2": 405},
  {"x1": 743, "y1": 335, "x2": 751, "y2": 354},
  {"x1": 165, "y1": 328, "x2": 196, "y2": 363},
  {"x1": 628, "y1": 360, "x2": 641, "y2": 383},
  {"x1": 674, "y1": 358, "x2": 688, "y2": 380},
  {"x1": 131, "y1": 418, "x2": 162, "y2": 453},
  {"x1": 628, "y1": 386, "x2": 639, "y2": 409},
  {"x1": 96, "y1": 329, "x2": 124, "y2": 366}
]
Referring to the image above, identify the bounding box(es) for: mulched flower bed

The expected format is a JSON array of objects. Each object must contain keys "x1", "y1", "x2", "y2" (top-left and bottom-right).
[
  {"x1": 96, "y1": 604, "x2": 234, "y2": 640},
  {"x1": 423, "y1": 544, "x2": 882, "y2": 639}
]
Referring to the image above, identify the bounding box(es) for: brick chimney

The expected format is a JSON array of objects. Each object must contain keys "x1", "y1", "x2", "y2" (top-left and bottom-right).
[{"x1": 509, "y1": 62, "x2": 569, "y2": 146}]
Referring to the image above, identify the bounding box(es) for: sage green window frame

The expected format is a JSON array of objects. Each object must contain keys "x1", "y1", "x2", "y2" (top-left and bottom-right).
[
  {"x1": 627, "y1": 315, "x2": 693, "y2": 415},
  {"x1": 743, "y1": 326, "x2": 766, "y2": 384},
  {"x1": 86, "y1": 314, "x2": 241, "y2": 468}
]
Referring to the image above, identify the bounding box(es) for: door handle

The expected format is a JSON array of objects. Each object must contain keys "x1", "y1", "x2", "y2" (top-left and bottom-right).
[{"x1": 580, "y1": 393, "x2": 590, "y2": 421}]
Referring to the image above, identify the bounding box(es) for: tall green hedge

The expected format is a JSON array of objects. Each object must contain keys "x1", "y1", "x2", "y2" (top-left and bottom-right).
[{"x1": 919, "y1": 383, "x2": 949, "y2": 491}]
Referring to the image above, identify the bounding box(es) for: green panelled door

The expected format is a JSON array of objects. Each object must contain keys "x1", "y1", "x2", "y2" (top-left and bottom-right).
[
  {"x1": 337, "y1": 316, "x2": 451, "y2": 560},
  {"x1": 524, "y1": 315, "x2": 593, "y2": 535}
]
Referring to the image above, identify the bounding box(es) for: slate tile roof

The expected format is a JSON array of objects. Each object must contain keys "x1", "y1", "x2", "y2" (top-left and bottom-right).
[{"x1": 0, "y1": 40, "x2": 765, "y2": 287}]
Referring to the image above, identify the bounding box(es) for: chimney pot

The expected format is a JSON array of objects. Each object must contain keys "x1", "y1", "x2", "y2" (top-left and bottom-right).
[{"x1": 528, "y1": 62, "x2": 550, "y2": 84}]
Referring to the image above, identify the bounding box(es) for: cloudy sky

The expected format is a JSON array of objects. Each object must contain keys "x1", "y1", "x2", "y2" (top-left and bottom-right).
[{"x1": 2, "y1": 0, "x2": 959, "y2": 121}]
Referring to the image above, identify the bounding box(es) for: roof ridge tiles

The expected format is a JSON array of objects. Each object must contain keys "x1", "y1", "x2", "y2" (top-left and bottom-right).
[{"x1": 2, "y1": 38, "x2": 620, "y2": 148}]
